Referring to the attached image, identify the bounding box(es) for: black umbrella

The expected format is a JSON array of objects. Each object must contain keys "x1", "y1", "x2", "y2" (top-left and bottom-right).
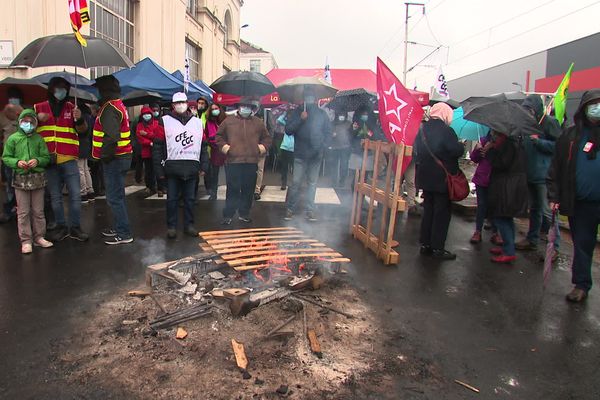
[
  {"x1": 210, "y1": 71, "x2": 275, "y2": 97},
  {"x1": 429, "y1": 96, "x2": 460, "y2": 109},
  {"x1": 122, "y1": 90, "x2": 162, "y2": 107},
  {"x1": 69, "y1": 87, "x2": 97, "y2": 104},
  {"x1": 34, "y1": 71, "x2": 95, "y2": 87},
  {"x1": 461, "y1": 97, "x2": 542, "y2": 136},
  {"x1": 326, "y1": 88, "x2": 376, "y2": 112}
]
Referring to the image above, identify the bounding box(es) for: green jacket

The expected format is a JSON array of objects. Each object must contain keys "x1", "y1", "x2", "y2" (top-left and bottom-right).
[{"x1": 2, "y1": 109, "x2": 50, "y2": 175}]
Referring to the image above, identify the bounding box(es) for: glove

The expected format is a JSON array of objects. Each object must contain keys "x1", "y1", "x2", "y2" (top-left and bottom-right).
[{"x1": 222, "y1": 144, "x2": 230, "y2": 154}]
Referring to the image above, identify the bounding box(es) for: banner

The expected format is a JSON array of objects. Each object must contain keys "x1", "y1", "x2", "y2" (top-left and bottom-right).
[
  {"x1": 554, "y1": 62, "x2": 574, "y2": 125},
  {"x1": 434, "y1": 66, "x2": 449, "y2": 99},
  {"x1": 68, "y1": 0, "x2": 90, "y2": 47},
  {"x1": 376, "y1": 57, "x2": 424, "y2": 174}
]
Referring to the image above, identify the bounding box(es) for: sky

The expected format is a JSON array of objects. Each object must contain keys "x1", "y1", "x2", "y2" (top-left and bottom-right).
[{"x1": 240, "y1": 0, "x2": 600, "y2": 89}]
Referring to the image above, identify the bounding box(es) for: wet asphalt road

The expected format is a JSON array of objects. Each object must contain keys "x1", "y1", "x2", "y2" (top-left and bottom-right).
[{"x1": 0, "y1": 178, "x2": 599, "y2": 399}]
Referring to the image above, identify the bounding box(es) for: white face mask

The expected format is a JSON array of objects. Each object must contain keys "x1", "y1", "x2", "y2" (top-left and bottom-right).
[
  {"x1": 174, "y1": 103, "x2": 188, "y2": 114},
  {"x1": 586, "y1": 103, "x2": 600, "y2": 122},
  {"x1": 338, "y1": 115, "x2": 346, "y2": 122},
  {"x1": 239, "y1": 106, "x2": 252, "y2": 118}
]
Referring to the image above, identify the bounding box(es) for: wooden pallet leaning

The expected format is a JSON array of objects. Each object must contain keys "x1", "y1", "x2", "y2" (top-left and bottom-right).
[
  {"x1": 349, "y1": 139, "x2": 409, "y2": 265},
  {"x1": 198, "y1": 227, "x2": 350, "y2": 271}
]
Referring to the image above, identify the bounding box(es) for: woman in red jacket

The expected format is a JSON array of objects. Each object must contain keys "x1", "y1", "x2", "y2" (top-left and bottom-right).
[
  {"x1": 136, "y1": 106, "x2": 161, "y2": 195},
  {"x1": 204, "y1": 103, "x2": 227, "y2": 200}
]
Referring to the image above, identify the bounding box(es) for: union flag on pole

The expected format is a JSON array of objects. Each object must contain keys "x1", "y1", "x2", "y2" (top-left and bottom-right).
[
  {"x1": 69, "y1": 0, "x2": 91, "y2": 47},
  {"x1": 376, "y1": 57, "x2": 424, "y2": 174}
]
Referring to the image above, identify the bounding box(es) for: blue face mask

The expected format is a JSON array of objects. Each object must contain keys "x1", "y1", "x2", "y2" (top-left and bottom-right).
[
  {"x1": 360, "y1": 115, "x2": 369, "y2": 122},
  {"x1": 54, "y1": 88, "x2": 68, "y2": 101},
  {"x1": 239, "y1": 106, "x2": 252, "y2": 118},
  {"x1": 211, "y1": 109, "x2": 221, "y2": 117},
  {"x1": 153, "y1": 111, "x2": 160, "y2": 118},
  {"x1": 586, "y1": 103, "x2": 600, "y2": 121},
  {"x1": 142, "y1": 114, "x2": 152, "y2": 122},
  {"x1": 20, "y1": 121, "x2": 35, "y2": 135}
]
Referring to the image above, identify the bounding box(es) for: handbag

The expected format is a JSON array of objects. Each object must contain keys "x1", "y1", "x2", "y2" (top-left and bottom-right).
[
  {"x1": 421, "y1": 129, "x2": 469, "y2": 202},
  {"x1": 12, "y1": 172, "x2": 47, "y2": 191},
  {"x1": 280, "y1": 133, "x2": 294, "y2": 152}
]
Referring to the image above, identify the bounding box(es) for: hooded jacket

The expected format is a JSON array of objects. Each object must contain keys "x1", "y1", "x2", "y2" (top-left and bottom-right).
[
  {"x1": 520, "y1": 95, "x2": 561, "y2": 184},
  {"x1": 136, "y1": 106, "x2": 157, "y2": 159},
  {"x1": 95, "y1": 76, "x2": 131, "y2": 162},
  {"x1": 547, "y1": 89, "x2": 600, "y2": 216},
  {"x1": 2, "y1": 109, "x2": 50, "y2": 175}
]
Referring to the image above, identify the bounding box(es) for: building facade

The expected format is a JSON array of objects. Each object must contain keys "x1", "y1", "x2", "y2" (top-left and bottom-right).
[
  {"x1": 239, "y1": 40, "x2": 277, "y2": 75},
  {"x1": 0, "y1": 0, "x2": 242, "y2": 84}
]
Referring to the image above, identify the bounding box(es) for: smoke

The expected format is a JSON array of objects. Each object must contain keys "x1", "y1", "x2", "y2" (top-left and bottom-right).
[{"x1": 136, "y1": 237, "x2": 168, "y2": 266}]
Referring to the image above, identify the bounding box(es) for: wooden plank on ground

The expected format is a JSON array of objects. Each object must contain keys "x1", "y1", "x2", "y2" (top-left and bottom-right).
[
  {"x1": 201, "y1": 229, "x2": 302, "y2": 241},
  {"x1": 231, "y1": 339, "x2": 248, "y2": 370},
  {"x1": 200, "y1": 227, "x2": 299, "y2": 236},
  {"x1": 307, "y1": 329, "x2": 322, "y2": 357},
  {"x1": 220, "y1": 247, "x2": 336, "y2": 261},
  {"x1": 227, "y1": 252, "x2": 343, "y2": 267},
  {"x1": 233, "y1": 264, "x2": 270, "y2": 271},
  {"x1": 206, "y1": 234, "x2": 311, "y2": 245},
  {"x1": 206, "y1": 239, "x2": 321, "y2": 250}
]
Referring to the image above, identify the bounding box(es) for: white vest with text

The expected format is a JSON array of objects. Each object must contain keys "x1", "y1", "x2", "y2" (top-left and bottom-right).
[{"x1": 163, "y1": 115, "x2": 204, "y2": 162}]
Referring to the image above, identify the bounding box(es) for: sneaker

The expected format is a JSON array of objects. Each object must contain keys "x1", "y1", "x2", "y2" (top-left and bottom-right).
[
  {"x1": 280, "y1": 185, "x2": 287, "y2": 191},
  {"x1": 34, "y1": 238, "x2": 54, "y2": 248},
  {"x1": 419, "y1": 245, "x2": 433, "y2": 255},
  {"x1": 221, "y1": 218, "x2": 232, "y2": 225},
  {"x1": 283, "y1": 209, "x2": 294, "y2": 221},
  {"x1": 167, "y1": 228, "x2": 177, "y2": 239},
  {"x1": 515, "y1": 239, "x2": 537, "y2": 251},
  {"x1": 21, "y1": 243, "x2": 33, "y2": 254},
  {"x1": 69, "y1": 226, "x2": 89, "y2": 242},
  {"x1": 81, "y1": 194, "x2": 90, "y2": 204},
  {"x1": 50, "y1": 225, "x2": 69, "y2": 242},
  {"x1": 101, "y1": 228, "x2": 117, "y2": 237},
  {"x1": 306, "y1": 211, "x2": 318, "y2": 222},
  {"x1": 432, "y1": 249, "x2": 457, "y2": 260},
  {"x1": 490, "y1": 233, "x2": 504, "y2": 246},
  {"x1": 104, "y1": 236, "x2": 134, "y2": 245},
  {"x1": 87, "y1": 193, "x2": 96, "y2": 201},
  {"x1": 489, "y1": 247, "x2": 503, "y2": 255},
  {"x1": 238, "y1": 216, "x2": 252, "y2": 223},
  {"x1": 470, "y1": 231, "x2": 482, "y2": 244},
  {"x1": 491, "y1": 254, "x2": 516, "y2": 264},
  {"x1": 566, "y1": 287, "x2": 587, "y2": 303},
  {"x1": 184, "y1": 226, "x2": 198, "y2": 237},
  {"x1": 254, "y1": 193, "x2": 261, "y2": 201},
  {"x1": 157, "y1": 191, "x2": 165, "y2": 198}
]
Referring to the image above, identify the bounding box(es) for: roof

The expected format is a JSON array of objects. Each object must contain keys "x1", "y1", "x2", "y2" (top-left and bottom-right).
[
  {"x1": 266, "y1": 68, "x2": 377, "y2": 92},
  {"x1": 241, "y1": 40, "x2": 269, "y2": 54}
]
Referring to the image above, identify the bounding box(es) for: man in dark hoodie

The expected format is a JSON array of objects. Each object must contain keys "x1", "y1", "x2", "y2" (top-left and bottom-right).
[
  {"x1": 91, "y1": 75, "x2": 134, "y2": 245},
  {"x1": 35, "y1": 77, "x2": 89, "y2": 242},
  {"x1": 284, "y1": 89, "x2": 332, "y2": 221},
  {"x1": 162, "y1": 92, "x2": 208, "y2": 238},
  {"x1": 515, "y1": 95, "x2": 562, "y2": 258},
  {"x1": 548, "y1": 89, "x2": 600, "y2": 303}
]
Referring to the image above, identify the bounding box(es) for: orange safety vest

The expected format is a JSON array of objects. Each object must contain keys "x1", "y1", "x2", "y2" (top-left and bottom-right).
[
  {"x1": 34, "y1": 101, "x2": 79, "y2": 157},
  {"x1": 92, "y1": 99, "x2": 132, "y2": 160}
]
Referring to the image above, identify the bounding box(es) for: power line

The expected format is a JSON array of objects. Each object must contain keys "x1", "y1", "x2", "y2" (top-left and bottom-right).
[
  {"x1": 446, "y1": 0, "x2": 600, "y2": 66},
  {"x1": 424, "y1": 13, "x2": 443, "y2": 46}
]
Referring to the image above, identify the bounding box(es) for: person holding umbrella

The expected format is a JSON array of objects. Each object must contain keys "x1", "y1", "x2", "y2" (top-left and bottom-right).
[
  {"x1": 547, "y1": 89, "x2": 600, "y2": 302},
  {"x1": 35, "y1": 76, "x2": 89, "y2": 242},
  {"x1": 92, "y1": 75, "x2": 134, "y2": 245},
  {"x1": 216, "y1": 98, "x2": 271, "y2": 225},
  {"x1": 284, "y1": 89, "x2": 332, "y2": 221}
]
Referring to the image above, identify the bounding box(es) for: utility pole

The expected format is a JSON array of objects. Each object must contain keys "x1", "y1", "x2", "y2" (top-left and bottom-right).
[{"x1": 403, "y1": 2, "x2": 425, "y2": 85}]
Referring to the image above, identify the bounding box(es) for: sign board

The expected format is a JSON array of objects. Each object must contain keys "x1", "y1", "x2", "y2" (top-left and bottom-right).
[{"x1": 0, "y1": 41, "x2": 14, "y2": 66}]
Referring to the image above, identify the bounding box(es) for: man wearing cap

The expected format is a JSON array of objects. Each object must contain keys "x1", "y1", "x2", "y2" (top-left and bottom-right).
[
  {"x1": 35, "y1": 76, "x2": 89, "y2": 242},
  {"x1": 162, "y1": 92, "x2": 208, "y2": 238},
  {"x1": 216, "y1": 99, "x2": 272, "y2": 225},
  {"x1": 92, "y1": 75, "x2": 134, "y2": 245}
]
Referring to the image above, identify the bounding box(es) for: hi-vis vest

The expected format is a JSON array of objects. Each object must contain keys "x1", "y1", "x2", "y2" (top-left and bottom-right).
[
  {"x1": 163, "y1": 115, "x2": 203, "y2": 162},
  {"x1": 34, "y1": 101, "x2": 79, "y2": 157},
  {"x1": 92, "y1": 99, "x2": 132, "y2": 160}
]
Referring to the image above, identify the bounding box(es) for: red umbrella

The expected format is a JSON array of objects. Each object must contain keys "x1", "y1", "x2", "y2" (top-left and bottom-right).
[
  {"x1": 0, "y1": 77, "x2": 48, "y2": 106},
  {"x1": 213, "y1": 91, "x2": 284, "y2": 106}
]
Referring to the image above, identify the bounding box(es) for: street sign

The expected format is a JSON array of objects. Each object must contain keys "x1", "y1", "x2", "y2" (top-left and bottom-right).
[{"x1": 0, "y1": 41, "x2": 14, "y2": 66}]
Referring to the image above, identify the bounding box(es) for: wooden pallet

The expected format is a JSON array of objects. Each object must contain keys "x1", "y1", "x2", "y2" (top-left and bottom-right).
[{"x1": 198, "y1": 227, "x2": 350, "y2": 271}]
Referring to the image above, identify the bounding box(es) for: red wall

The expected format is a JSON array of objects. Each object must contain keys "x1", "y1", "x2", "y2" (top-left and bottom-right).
[{"x1": 535, "y1": 66, "x2": 600, "y2": 93}]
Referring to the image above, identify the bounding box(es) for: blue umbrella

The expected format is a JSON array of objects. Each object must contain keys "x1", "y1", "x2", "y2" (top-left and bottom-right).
[{"x1": 450, "y1": 106, "x2": 490, "y2": 141}]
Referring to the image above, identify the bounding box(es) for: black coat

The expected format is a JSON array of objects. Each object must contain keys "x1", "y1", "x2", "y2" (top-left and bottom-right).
[
  {"x1": 414, "y1": 119, "x2": 464, "y2": 193},
  {"x1": 285, "y1": 105, "x2": 332, "y2": 160},
  {"x1": 487, "y1": 137, "x2": 528, "y2": 218}
]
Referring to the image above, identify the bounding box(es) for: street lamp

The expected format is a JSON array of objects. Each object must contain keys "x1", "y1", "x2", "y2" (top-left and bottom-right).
[{"x1": 512, "y1": 82, "x2": 523, "y2": 91}]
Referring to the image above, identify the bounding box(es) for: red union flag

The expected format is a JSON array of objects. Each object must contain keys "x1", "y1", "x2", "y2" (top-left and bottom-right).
[{"x1": 69, "y1": 0, "x2": 90, "y2": 47}]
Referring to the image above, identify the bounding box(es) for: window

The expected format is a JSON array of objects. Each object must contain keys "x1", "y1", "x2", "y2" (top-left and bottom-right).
[
  {"x1": 249, "y1": 59, "x2": 261, "y2": 73},
  {"x1": 187, "y1": 0, "x2": 197, "y2": 16},
  {"x1": 89, "y1": 0, "x2": 135, "y2": 79},
  {"x1": 186, "y1": 40, "x2": 201, "y2": 81},
  {"x1": 223, "y1": 10, "x2": 232, "y2": 47}
]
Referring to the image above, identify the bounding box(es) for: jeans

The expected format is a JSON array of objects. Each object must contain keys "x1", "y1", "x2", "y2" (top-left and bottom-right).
[
  {"x1": 223, "y1": 163, "x2": 257, "y2": 218},
  {"x1": 279, "y1": 150, "x2": 294, "y2": 187},
  {"x1": 494, "y1": 217, "x2": 516, "y2": 256},
  {"x1": 420, "y1": 191, "x2": 452, "y2": 250},
  {"x1": 142, "y1": 158, "x2": 156, "y2": 191},
  {"x1": 205, "y1": 164, "x2": 220, "y2": 196},
  {"x1": 568, "y1": 201, "x2": 600, "y2": 292},
  {"x1": 167, "y1": 175, "x2": 197, "y2": 229},
  {"x1": 46, "y1": 160, "x2": 81, "y2": 228},
  {"x1": 287, "y1": 155, "x2": 322, "y2": 213},
  {"x1": 2, "y1": 165, "x2": 16, "y2": 216},
  {"x1": 89, "y1": 159, "x2": 105, "y2": 195},
  {"x1": 103, "y1": 157, "x2": 132, "y2": 238},
  {"x1": 475, "y1": 185, "x2": 496, "y2": 232},
  {"x1": 527, "y1": 183, "x2": 560, "y2": 249},
  {"x1": 326, "y1": 148, "x2": 351, "y2": 186}
]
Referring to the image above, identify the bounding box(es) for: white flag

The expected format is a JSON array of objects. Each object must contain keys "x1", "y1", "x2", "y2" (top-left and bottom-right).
[
  {"x1": 434, "y1": 66, "x2": 449, "y2": 99},
  {"x1": 184, "y1": 49, "x2": 191, "y2": 93}
]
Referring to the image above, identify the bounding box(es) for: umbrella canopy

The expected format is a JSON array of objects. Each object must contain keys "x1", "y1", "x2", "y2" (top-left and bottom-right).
[
  {"x1": 326, "y1": 88, "x2": 376, "y2": 112},
  {"x1": 10, "y1": 34, "x2": 134, "y2": 69},
  {"x1": 122, "y1": 90, "x2": 162, "y2": 107},
  {"x1": 277, "y1": 76, "x2": 338, "y2": 104},
  {"x1": 210, "y1": 71, "x2": 275, "y2": 97},
  {"x1": 34, "y1": 71, "x2": 94, "y2": 86},
  {"x1": 429, "y1": 96, "x2": 460, "y2": 109},
  {"x1": 461, "y1": 97, "x2": 542, "y2": 136},
  {"x1": 70, "y1": 87, "x2": 97, "y2": 104},
  {"x1": 450, "y1": 107, "x2": 490, "y2": 141},
  {"x1": 0, "y1": 77, "x2": 48, "y2": 106}
]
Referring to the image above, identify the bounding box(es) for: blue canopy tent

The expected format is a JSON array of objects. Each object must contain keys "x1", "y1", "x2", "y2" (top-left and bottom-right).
[
  {"x1": 112, "y1": 57, "x2": 212, "y2": 101},
  {"x1": 171, "y1": 70, "x2": 213, "y2": 100}
]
